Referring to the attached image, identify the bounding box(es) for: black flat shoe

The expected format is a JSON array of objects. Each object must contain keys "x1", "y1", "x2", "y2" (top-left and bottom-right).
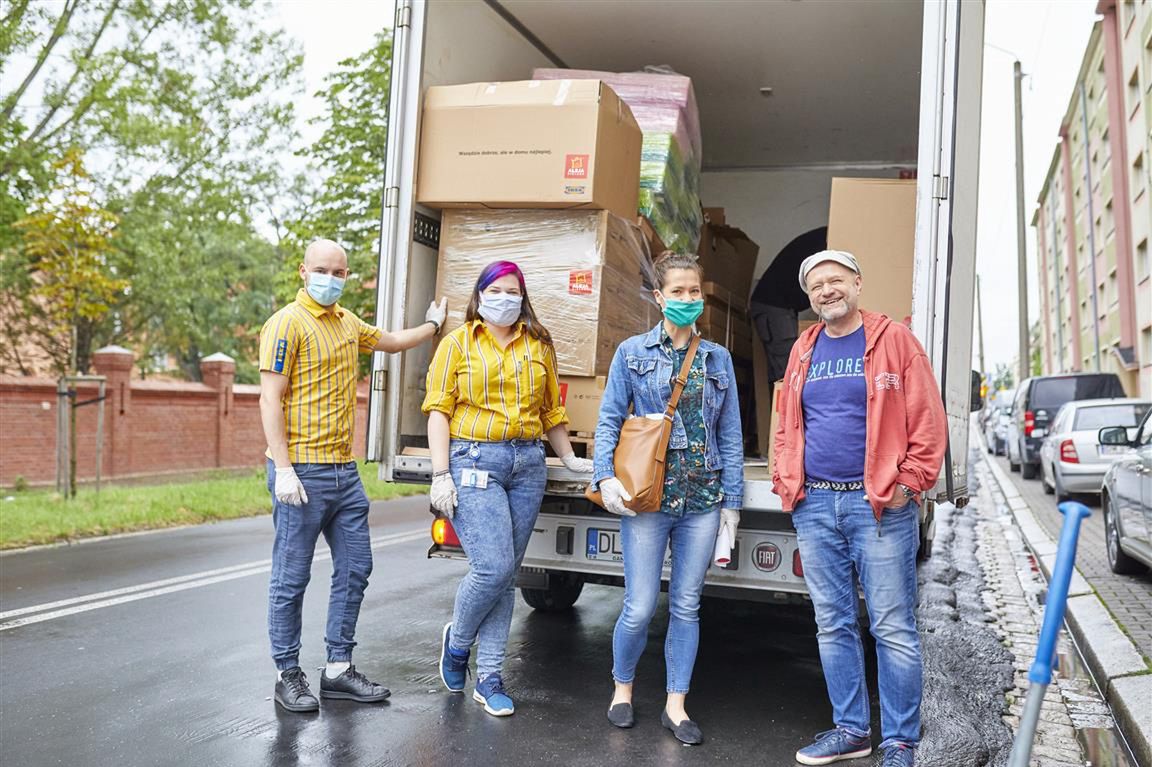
[
  {"x1": 319, "y1": 665, "x2": 391, "y2": 703},
  {"x1": 607, "y1": 702, "x2": 634, "y2": 728},
  {"x1": 661, "y1": 710, "x2": 703, "y2": 745}
]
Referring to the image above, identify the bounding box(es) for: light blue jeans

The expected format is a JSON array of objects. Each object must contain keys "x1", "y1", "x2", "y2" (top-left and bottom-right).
[
  {"x1": 611, "y1": 509, "x2": 721, "y2": 694},
  {"x1": 791, "y1": 486, "x2": 922, "y2": 748},
  {"x1": 266, "y1": 460, "x2": 372, "y2": 671},
  {"x1": 447, "y1": 439, "x2": 547, "y2": 679}
]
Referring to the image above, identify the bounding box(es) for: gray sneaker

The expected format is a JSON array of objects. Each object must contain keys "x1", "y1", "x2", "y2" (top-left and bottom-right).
[{"x1": 274, "y1": 667, "x2": 319, "y2": 713}]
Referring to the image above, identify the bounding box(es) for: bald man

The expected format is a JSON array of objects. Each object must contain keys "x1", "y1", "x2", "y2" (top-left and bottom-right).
[{"x1": 258, "y1": 239, "x2": 446, "y2": 712}]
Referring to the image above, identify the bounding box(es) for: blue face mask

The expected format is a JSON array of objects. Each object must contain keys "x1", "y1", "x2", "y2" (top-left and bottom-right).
[
  {"x1": 306, "y1": 272, "x2": 345, "y2": 306},
  {"x1": 659, "y1": 294, "x2": 704, "y2": 328}
]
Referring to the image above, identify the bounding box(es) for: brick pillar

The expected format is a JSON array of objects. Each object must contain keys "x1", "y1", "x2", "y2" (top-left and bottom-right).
[
  {"x1": 92, "y1": 345, "x2": 134, "y2": 477},
  {"x1": 200, "y1": 353, "x2": 236, "y2": 468}
]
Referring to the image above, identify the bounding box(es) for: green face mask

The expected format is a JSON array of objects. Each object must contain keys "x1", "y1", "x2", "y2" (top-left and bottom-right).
[{"x1": 660, "y1": 295, "x2": 704, "y2": 328}]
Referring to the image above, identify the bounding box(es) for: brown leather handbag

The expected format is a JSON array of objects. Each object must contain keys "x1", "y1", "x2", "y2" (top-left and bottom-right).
[{"x1": 585, "y1": 336, "x2": 700, "y2": 513}]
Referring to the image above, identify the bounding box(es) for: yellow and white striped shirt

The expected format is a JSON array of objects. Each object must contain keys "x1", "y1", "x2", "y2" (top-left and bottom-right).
[
  {"x1": 259, "y1": 289, "x2": 382, "y2": 463},
  {"x1": 422, "y1": 320, "x2": 569, "y2": 441}
]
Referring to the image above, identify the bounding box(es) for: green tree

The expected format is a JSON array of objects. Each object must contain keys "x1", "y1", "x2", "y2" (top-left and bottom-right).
[
  {"x1": 990, "y1": 362, "x2": 1015, "y2": 392},
  {"x1": 1, "y1": 150, "x2": 127, "y2": 375},
  {"x1": 1, "y1": 0, "x2": 304, "y2": 378},
  {"x1": 283, "y1": 29, "x2": 393, "y2": 324}
]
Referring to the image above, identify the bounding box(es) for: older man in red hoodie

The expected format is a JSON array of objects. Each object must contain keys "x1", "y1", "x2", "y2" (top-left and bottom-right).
[{"x1": 773, "y1": 250, "x2": 946, "y2": 767}]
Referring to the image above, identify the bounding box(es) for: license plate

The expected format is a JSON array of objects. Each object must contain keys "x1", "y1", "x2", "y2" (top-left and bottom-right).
[
  {"x1": 585, "y1": 528, "x2": 671, "y2": 567},
  {"x1": 1032, "y1": 429, "x2": 1047, "y2": 438},
  {"x1": 1100, "y1": 444, "x2": 1127, "y2": 455},
  {"x1": 586, "y1": 528, "x2": 624, "y2": 562}
]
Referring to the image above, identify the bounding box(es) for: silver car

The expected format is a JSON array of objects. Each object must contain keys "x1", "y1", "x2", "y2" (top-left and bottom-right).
[
  {"x1": 1100, "y1": 409, "x2": 1152, "y2": 574},
  {"x1": 1038, "y1": 398, "x2": 1151, "y2": 500}
]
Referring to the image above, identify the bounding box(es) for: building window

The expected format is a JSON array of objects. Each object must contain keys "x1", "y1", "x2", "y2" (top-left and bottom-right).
[
  {"x1": 1142, "y1": 328, "x2": 1152, "y2": 370},
  {"x1": 1138, "y1": 238, "x2": 1150, "y2": 282}
]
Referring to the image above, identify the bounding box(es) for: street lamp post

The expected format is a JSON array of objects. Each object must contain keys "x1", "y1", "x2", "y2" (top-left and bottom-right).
[{"x1": 1014, "y1": 60, "x2": 1029, "y2": 383}]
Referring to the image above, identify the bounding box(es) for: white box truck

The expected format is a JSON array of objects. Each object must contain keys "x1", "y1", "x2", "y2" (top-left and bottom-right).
[{"x1": 367, "y1": 0, "x2": 986, "y2": 609}]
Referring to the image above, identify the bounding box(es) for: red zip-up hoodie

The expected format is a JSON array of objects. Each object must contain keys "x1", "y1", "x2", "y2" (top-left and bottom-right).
[{"x1": 771, "y1": 311, "x2": 948, "y2": 520}]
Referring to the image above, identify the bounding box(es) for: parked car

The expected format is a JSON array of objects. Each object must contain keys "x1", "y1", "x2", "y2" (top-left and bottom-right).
[
  {"x1": 984, "y1": 404, "x2": 1012, "y2": 455},
  {"x1": 1038, "y1": 399, "x2": 1151, "y2": 501},
  {"x1": 1007, "y1": 373, "x2": 1126, "y2": 479},
  {"x1": 1099, "y1": 409, "x2": 1152, "y2": 574}
]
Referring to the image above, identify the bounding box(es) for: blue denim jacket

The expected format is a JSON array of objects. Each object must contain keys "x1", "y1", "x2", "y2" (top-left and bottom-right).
[{"x1": 593, "y1": 323, "x2": 744, "y2": 509}]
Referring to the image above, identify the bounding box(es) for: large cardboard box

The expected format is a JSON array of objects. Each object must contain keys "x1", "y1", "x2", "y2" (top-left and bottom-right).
[
  {"x1": 697, "y1": 224, "x2": 759, "y2": 293},
  {"x1": 558, "y1": 376, "x2": 605, "y2": 435},
  {"x1": 826, "y1": 178, "x2": 917, "y2": 324},
  {"x1": 417, "y1": 80, "x2": 642, "y2": 221},
  {"x1": 753, "y1": 338, "x2": 784, "y2": 466},
  {"x1": 435, "y1": 210, "x2": 659, "y2": 378}
]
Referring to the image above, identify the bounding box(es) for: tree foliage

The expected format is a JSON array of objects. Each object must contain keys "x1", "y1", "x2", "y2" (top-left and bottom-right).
[
  {"x1": 1, "y1": 0, "x2": 302, "y2": 380},
  {"x1": 1, "y1": 150, "x2": 126, "y2": 375}
]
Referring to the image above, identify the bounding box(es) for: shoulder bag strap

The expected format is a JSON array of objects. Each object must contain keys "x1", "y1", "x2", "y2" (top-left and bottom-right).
[{"x1": 663, "y1": 335, "x2": 701, "y2": 417}]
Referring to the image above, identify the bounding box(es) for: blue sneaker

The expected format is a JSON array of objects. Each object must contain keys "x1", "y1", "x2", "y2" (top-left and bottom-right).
[
  {"x1": 439, "y1": 623, "x2": 469, "y2": 693},
  {"x1": 879, "y1": 743, "x2": 915, "y2": 767},
  {"x1": 795, "y1": 728, "x2": 872, "y2": 765},
  {"x1": 473, "y1": 672, "x2": 515, "y2": 716}
]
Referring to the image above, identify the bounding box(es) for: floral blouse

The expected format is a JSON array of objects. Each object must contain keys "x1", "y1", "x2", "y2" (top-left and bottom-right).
[{"x1": 660, "y1": 330, "x2": 723, "y2": 517}]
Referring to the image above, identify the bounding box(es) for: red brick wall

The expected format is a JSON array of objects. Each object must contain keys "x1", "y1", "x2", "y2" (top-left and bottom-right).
[{"x1": 0, "y1": 353, "x2": 370, "y2": 487}]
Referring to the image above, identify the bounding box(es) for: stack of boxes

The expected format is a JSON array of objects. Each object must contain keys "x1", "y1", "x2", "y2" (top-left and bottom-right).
[
  {"x1": 534, "y1": 68, "x2": 703, "y2": 254},
  {"x1": 415, "y1": 78, "x2": 658, "y2": 439}
]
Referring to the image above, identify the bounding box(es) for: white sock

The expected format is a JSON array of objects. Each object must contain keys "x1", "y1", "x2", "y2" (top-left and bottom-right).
[{"x1": 325, "y1": 661, "x2": 350, "y2": 679}]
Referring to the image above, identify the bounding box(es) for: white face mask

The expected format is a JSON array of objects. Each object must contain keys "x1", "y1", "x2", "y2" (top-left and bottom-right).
[{"x1": 478, "y1": 293, "x2": 523, "y2": 327}]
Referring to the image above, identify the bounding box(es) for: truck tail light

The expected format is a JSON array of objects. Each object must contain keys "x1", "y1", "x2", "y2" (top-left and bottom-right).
[
  {"x1": 432, "y1": 517, "x2": 461, "y2": 547},
  {"x1": 1024, "y1": 411, "x2": 1035, "y2": 437},
  {"x1": 792, "y1": 549, "x2": 804, "y2": 578},
  {"x1": 1059, "y1": 440, "x2": 1079, "y2": 464}
]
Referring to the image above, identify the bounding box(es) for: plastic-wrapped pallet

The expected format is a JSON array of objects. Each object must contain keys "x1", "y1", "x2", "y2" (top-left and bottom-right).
[
  {"x1": 533, "y1": 67, "x2": 702, "y2": 253},
  {"x1": 434, "y1": 209, "x2": 660, "y2": 378}
]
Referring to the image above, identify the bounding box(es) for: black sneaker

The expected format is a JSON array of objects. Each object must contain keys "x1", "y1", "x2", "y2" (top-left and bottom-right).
[
  {"x1": 274, "y1": 667, "x2": 319, "y2": 713},
  {"x1": 319, "y1": 665, "x2": 391, "y2": 703}
]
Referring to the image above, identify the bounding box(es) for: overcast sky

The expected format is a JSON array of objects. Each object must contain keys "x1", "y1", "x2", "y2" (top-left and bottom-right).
[{"x1": 282, "y1": 0, "x2": 1098, "y2": 376}]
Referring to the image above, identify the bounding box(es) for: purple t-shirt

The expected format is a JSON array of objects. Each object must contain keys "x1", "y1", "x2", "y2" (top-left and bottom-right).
[{"x1": 802, "y1": 326, "x2": 867, "y2": 482}]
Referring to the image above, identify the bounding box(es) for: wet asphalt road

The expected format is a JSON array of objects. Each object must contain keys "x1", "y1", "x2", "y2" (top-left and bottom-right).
[{"x1": 0, "y1": 495, "x2": 858, "y2": 767}]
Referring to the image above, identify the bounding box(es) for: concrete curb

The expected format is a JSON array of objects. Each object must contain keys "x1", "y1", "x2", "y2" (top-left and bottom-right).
[{"x1": 983, "y1": 452, "x2": 1152, "y2": 767}]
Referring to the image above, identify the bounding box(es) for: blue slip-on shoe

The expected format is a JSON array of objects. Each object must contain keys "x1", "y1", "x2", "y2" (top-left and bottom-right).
[
  {"x1": 879, "y1": 743, "x2": 915, "y2": 767},
  {"x1": 439, "y1": 623, "x2": 469, "y2": 693},
  {"x1": 795, "y1": 728, "x2": 873, "y2": 765},
  {"x1": 473, "y1": 672, "x2": 515, "y2": 717}
]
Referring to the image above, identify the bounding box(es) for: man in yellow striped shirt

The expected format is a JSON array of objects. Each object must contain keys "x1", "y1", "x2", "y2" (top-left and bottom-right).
[{"x1": 259, "y1": 238, "x2": 445, "y2": 712}]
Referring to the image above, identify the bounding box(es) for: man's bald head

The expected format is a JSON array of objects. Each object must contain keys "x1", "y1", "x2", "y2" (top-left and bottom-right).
[{"x1": 299, "y1": 238, "x2": 350, "y2": 285}]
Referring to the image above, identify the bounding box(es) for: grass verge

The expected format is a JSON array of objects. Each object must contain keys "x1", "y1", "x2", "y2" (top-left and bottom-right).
[{"x1": 0, "y1": 464, "x2": 426, "y2": 551}]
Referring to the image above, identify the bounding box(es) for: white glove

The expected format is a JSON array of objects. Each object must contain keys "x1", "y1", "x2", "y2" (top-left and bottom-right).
[
  {"x1": 274, "y1": 467, "x2": 308, "y2": 506},
  {"x1": 430, "y1": 472, "x2": 458, "y2": 518},
  {"x1": 599, "y1": 477, "x2": 635, "y2": 517},
  {"x1": 719, "y1": 508, "x2": 740, "y2": 544},
  {"x1": 560, "y1": 453, "x2": 594, "y2": 473},
  {"x1": 426, "y1": 297, "x2": 447, "y2": 332}
]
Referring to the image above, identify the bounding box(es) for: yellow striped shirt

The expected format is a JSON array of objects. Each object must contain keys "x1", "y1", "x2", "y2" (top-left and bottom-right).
[
  {"x1": 422, "y1": 320, "x2": 569, "y2": 441},
  {"x1": 259, "y1": 288, "x2": 382, "y2": 463}
]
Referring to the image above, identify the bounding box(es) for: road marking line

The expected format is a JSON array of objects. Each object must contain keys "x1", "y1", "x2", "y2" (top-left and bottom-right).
[{"x1": 0, "y1": 528, "x2": 428, "y2": 632}]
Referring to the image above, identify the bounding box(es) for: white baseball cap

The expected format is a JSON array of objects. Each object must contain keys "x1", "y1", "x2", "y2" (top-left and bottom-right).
[{"x1": 798, "y1": 250, "x2": 861, "y2": 291}]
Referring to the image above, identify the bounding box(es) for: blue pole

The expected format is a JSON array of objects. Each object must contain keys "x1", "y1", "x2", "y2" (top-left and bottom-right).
[{"x1": 1008, "y1": 501, "x2": 1092, "y2": 767}]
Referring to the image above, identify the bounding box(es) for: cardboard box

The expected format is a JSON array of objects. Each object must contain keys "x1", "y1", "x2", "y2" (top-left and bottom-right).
[
  {"x1": 697, "y1": 224, "x2": 759, "y2": 293},
  {"x1": 798, "y1": 319, "x2": 818, "y2": 336},
  {"x1": 826, "y1": 178, "x2": 916, "y2": 324},
  {"x1": 558, "y1": 376, "x2": 605, "y2": 435},
  {"x1": 417, "y1": 80, "x2": 642, "y2": 221},
  {"x1": 702, "y1": 207, "x2": 725, "y2": 227},
  {"x1": 435, "y1": 210, "x2": 659, "y2": 378}
]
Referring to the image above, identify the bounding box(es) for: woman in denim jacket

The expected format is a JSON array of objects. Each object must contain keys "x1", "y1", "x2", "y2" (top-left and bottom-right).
[{"x1": 592, "y1": 251, "x2": 744, "y2": 745}]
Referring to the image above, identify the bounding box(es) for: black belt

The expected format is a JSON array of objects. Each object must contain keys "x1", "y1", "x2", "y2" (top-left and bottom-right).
[{"x1": 805, "y1": 479, "x2": 865, "y2": 491}]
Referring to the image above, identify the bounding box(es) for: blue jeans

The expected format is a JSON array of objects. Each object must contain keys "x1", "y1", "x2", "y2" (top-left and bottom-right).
[
  {"x1": 266, "y1": 460, "x2": 372, "y2": 671},
  {"x1": 791, "y1": 487, "x2": 922, "y2": 747},
  {"x1": 447, "y1": 439, "x2": 547, "y2": 679},
  {"x1": 612, "y1": 509, "x2": 720, "y2": 694}
]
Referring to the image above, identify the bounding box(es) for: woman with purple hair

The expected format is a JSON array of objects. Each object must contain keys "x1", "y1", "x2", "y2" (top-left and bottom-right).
[{"x1": 421, "y1": 260, "x2": 593, "y2": 716}]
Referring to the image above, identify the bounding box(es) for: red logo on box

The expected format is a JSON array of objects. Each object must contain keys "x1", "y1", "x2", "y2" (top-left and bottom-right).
[
  {"x1": 558, "y1": 382, "x2": 568, "y2": 405},
  {"x1": 569, "y1": 269, "x2": 593, "y2": 295},
  {"x1": 565, "y1": 154, "x2": 589, "y2": 179}
]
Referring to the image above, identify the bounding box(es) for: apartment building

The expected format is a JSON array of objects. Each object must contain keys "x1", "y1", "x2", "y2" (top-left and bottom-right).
[{"x1": 1034, "y1": 0, "x2": 1152, "y2": 398}]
